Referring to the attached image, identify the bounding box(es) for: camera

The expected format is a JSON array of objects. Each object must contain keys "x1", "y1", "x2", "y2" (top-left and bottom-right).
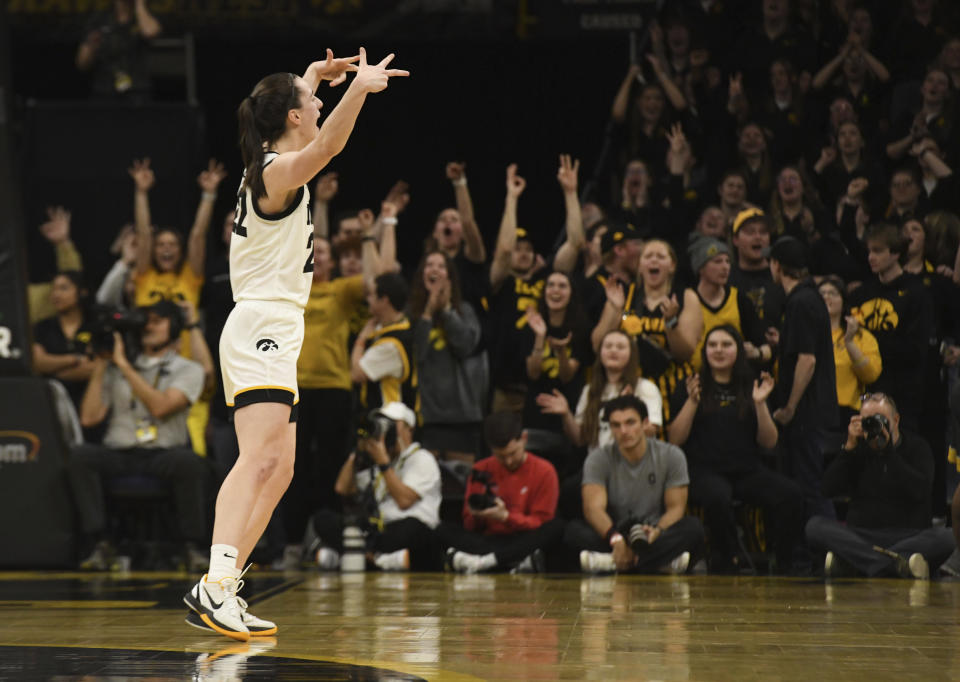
[
  {"x1": 354, "y1": 410, "x2": 398, "y2": 471},
  {"x1": 861, "y1": 413, "x2": 890, "y2": 446},
  {"x1": 89, "y1": 305, "x2": 147, "y2": 362},
  {"x1": 467, "y1": 469, "x2": 498, "y2": 510}
]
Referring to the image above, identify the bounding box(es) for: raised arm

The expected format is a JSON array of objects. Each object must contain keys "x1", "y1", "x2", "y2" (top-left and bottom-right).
[
  {"x1": 446, "y1": 162, "x2": 486, "y2": 263},
  {"x1": 264, "y1": 49, "x2": 409, "y2": 197},
  {"x1": 178, "y1": 301, "x2": 215, "y2": 393},
  {"x1": 646, "y1": 54, "x2": 687, "y2": 111},
  {"x1": 667, "y1": 374, "x2": 700, "y2": 446},
  {"x1": 612, "y1": 64, "x2": 641, "y2": 122},
  {"x1": 187, "y1": 159, "x2": 227, "y2": 277},
  {"x1": 133, "y1": 0, "x2": 162, "y2": 39},
  {"x1": 752, "y1": 372, "x2": 778, "y2": 449},
  {"x1": 311, "y1": 172, "x2": 339, "y2": 239},
  {"x1": 38, "y1": 206, "x2": 83, "y2": 273},
  {"x1": 553, "y1": 155, "x2": 586, "y2": 274},
  {"x1": 812, "y1": 43, "x2": 848, "y2": 91},
  {"x1": 128, "y1": 158, "x2": 155, "y2": 276},
  {"x1": 490, "y1": 164, "x2": 526, "y2": 292}
]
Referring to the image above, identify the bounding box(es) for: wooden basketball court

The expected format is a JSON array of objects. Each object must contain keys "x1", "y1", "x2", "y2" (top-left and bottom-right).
[{"x1": 0, "y1": 570, "x2": 958, "y2": 680}]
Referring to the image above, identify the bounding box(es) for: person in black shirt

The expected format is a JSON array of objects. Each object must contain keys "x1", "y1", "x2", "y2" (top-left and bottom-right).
[
  {"x1": 488, "y1": 160, "x2": 584, "y2": 413},
  {"x1": 729, "y1": 208, "x2": 785, "y2": 330},
  {"x1": 521, "y1": 271, "x2": 589, "y2": 474},
  {"x1": 806, "y1": 393, "x2": 955, "y2": 578},
  {"x1": 431, "y1": 162, "x2": 489, "y2": 319},
  {"x1": 768, "y1": 236, "x2": 838, "y2": 519},
  {"x1": 849, "y1": 223, "x2": 934, "y2": 431},
  {"x1": 75, "y1": 0, "x2": 161, "y2": 100},
  {"x1": 669, "y1": 325, "x2": 803, "y2": 574},
  {"x1": 32, "y1": 271, "x2": 97, "y2": 416},
  {"x1": 580, "y1": 221, "x2": 643, "y2": 329}
]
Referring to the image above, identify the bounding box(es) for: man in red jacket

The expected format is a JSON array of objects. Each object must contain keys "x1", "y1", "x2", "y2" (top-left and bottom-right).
[{"x1": 437, "y1": 411, "x2": 564, "y2": 573}]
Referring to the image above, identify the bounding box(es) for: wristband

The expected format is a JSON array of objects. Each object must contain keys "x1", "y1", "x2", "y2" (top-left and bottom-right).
[
  {"x1": 664, "y1": 315, "x2": 679, "y2": 329},
  {"x1": 201, "y1": 191, "x2": 216, "y2": 201},
  {"x1": 452, "y1": 178, "x2": 467, "y2": 187},
  {"x1": 609, "y1": 533, "x2": 624, "y2": 547},
  {"x1": 381, "y1": 217, "x2": 398, "y2": 226},
  {"x1": 377, "y1": 463, "x2": 391, "y2": 473},
  {"x1": 184, "y1": 322, "x2": 200, "y2": 330},
  {"x1": 362, "y1": 236, "x2": 377, "y2": 243}
]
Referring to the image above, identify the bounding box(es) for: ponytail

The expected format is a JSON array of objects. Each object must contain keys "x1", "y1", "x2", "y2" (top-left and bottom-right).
[
  {"x1": 237, "y1": 96, "x2": 266, "y2": 200},
  {"x1": 236, "y1": 72, "x2": 301, "y2": 201}
]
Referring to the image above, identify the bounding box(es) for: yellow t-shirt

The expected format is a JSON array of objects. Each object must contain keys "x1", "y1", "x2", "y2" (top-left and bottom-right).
[
  {"x1": 831, "y1": 326, "x2": 882, "y2": 411},
  {"x1": 298, "y1": 275, "x2": 365, "y2": 390}
]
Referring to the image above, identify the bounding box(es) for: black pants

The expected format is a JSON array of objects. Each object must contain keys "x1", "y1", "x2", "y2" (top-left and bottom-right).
[
  {"x1": 435, "y1": 518, "x2": 566, "y2": 569},
  {"x1": 805, "y1": 516, "x2": 956, "y2": 577},
  {"x1": 689, "y1": 466, "x2": 804, "y2": 572},
  {"x1": 312, "y1": 509, "x2": 442, "y2": 571},
  {"x1": 284, "y1": 388, "x2": 353, "y2": 543},
  {"x1": 781, "y1": 420, "x2": 835, "y2": 519},
  {"x1": 563, "y1": 517, "x2": 705, "y2": 573},
  {"x1": 67, "y1": 443, "x2": 207, "y2": 542}
]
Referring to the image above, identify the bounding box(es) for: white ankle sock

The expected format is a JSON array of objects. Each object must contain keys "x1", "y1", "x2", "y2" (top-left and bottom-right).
[{"x1": 208, "y1": 544, "x2": 240, "y2": 581}]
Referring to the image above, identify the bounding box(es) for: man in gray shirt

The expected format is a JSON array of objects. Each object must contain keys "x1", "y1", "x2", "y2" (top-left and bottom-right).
[
  {"x1": 68, "y1": 301, "x2": 207, "y2": 569},
  {"x1": 564, "y1": 394, "x2": 704, "y2": 573}
]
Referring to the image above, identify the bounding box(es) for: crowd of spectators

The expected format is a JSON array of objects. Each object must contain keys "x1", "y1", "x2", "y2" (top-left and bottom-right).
[{"x1": 25, "y1": 0, "x2": 960, "y2": 577}]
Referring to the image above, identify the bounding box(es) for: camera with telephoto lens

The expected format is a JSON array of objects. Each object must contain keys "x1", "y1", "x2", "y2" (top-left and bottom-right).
[
  {"x1": 860, "y1": 413, "x2": 891, "y2": 446},
  {"x1": 467, "y1": 469, "x2": 498, "y2": 510},
  {"x1": 89, "y1": 305, "x2": 147, "y2": 362}
]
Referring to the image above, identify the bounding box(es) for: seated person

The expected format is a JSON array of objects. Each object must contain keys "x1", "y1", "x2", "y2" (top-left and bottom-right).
[
  {"x1": 310, "y1": 402, "x2": 442, "y2": 571},
  {"x1": 668, "y1": 325, "x2": 804, "y2": 574},
  {"x1": 806, "y1": 393, "x2": 955, "y2": 579},
  {"x1": 436, "y1": 411, "x2": 563, "y2": 573},
  {"x1": 564, "y1": 394, "x2": 704, "y2": 574},
  {"x1": 67, "y1": 301, "x2": 207, "y2": 569}
]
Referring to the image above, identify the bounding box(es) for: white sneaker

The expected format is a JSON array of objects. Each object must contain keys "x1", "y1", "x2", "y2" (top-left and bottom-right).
[
  {"x1": 452, "y1": 551, "x2": 482, "y2": 574},
  {"x1": 184, "y1": 573, "x2": 250, "y2": 641},
  {"x1": 908, "y1": 553, "x2": 929, "y2": 580},
  {"x1": 315, "y1": 547, "x2": 341, "y2": 571},
  {"x1": 580, "y1": 550, "x2": 616, "y2": 574},
  {"x1": 185, "y1": 596, "x2": 277, "y2": 637},
  {"x1": 661, "y1": 551, "x2": 690, "y2": 575},
  {"x1": 373, "y1": 549, "x2": 410, "y2": 572}
]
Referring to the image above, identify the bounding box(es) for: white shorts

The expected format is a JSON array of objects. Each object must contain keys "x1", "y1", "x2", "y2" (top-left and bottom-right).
[{"x1": 219, "y1": 299, "x2": 304, "y2": 418}]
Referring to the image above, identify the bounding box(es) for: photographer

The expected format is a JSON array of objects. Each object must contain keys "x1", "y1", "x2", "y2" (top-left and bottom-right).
[
  {"x1": 437, "y1": 411, "x2": 563, "y2": 573},
  {"x1": 565, "y1": 394, "x2": 704, "y2": 574},
  {"x1": 806, "y1": 393, "x2": 955, "y2": 579},
  {"x1": 311, "y1": 403, "x2": 442, "y2": 571},
  {"x1": 67, "y1": 301, "x2": 207, "y2": 570}
]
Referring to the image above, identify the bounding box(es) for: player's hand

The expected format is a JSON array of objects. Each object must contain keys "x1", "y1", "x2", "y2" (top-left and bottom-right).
[
  {"x1": 311, "y1": 48, "x2": 361, "y2": 88},
  {"x1": 352, "y1": 47, "x2": 409, "y2": 94}
]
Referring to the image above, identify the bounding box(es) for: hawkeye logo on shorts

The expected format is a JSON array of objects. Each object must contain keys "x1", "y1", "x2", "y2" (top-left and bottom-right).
[{"x1": 256, "y1": 338, "x2": 279, "y2": 352}]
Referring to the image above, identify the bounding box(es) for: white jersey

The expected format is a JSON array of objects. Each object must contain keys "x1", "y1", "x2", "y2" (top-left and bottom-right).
[{"x1": 229, "y1": 152, "x2": 313, "y2": 308}]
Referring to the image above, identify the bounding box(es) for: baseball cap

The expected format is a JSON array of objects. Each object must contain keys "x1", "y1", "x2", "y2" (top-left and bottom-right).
[
  {"x1": 765, "y1": 236, "x2": 807, "y2": 269},
  {"x1": 600, "y1": 222, "x2": 641, "y2": 254},
  {"x1": 516, "y1": 227, "x2": 533, "y2": 244},
  {"x1": 377, "y1": 402, "x2": 417, "y2": 427},
  {"x1": 688, "y1": 236, "x2": 731, "y2": 272},
  {"x1": 732, "y1": 207, "x2": 768, "y2": 235}
]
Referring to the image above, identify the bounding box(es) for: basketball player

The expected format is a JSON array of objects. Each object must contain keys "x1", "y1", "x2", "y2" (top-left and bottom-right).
[{"x1": 183, "y1": 48, "x2": 408, "y2": 641}]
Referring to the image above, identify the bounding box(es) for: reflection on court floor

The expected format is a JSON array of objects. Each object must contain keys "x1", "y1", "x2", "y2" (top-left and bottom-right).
[{"x1": 0, "y1": 570, "x2": 957, "y2": 681}]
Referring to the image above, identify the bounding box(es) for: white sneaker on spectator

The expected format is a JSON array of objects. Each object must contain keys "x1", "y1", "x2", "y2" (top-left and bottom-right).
[
  {"x1": 373, "y1": 549, "x2": 410, "y2": 572},
  {"x1": 580, "y1": 550, "x2": 616, "y2": 574},
  {"x1": 908, "y1": 553, "x2": 929, "y2": 580},
  {"x1": 660, "y1": 551, "x2": 690, "y2": 575},
  {"x1": 315, "y1": 547, "x2": 340, "y2": 571}
]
